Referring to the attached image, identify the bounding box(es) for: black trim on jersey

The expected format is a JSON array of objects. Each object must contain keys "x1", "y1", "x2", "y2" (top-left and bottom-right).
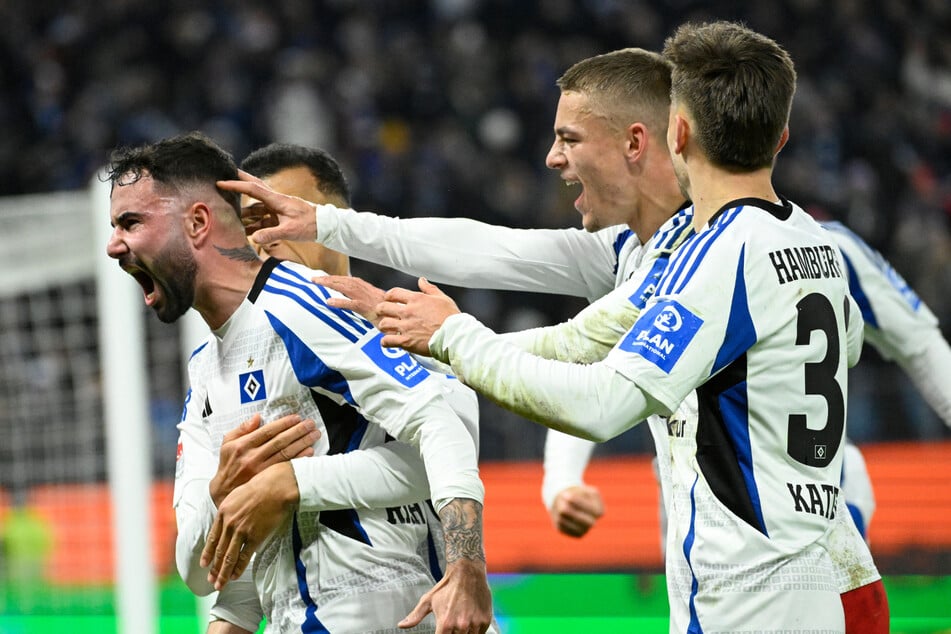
[
  {"x1": 247, "y1": 257, "x2": 283, "y2": 303},
  {"x1": 709, "y1": 196, "x2": 793, "y2": 225},
  {"x1": 695, "y1": 352, "x2": 768, "y2": 535},
  {"x1": 310, "y1": 389, "x2": 373, "y2": 545}
]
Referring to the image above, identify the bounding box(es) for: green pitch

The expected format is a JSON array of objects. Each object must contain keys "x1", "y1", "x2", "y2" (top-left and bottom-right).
[{"x1": 1, "y1": 574, "x2": 949, "y2": 633}]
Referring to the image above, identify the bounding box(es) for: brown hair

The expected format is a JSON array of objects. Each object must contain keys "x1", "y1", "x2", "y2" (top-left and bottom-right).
[
  {"x1": 663, "y1": 21, "x2": 796, "y2": 171},
  {"x1": 557, "y1": 48, "x2": 672, "y2": 135}
]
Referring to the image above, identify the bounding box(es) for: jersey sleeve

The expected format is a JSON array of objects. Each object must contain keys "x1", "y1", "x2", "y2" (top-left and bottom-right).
[
  {"x1": 172, "y1": 385, "x2": 219, "y2": 596},
  {"x1": 825, "y1": 222, "x2": 951, "y2": 425},
  {"x1": 208, "y1": 571, "x2": 264, "y2": 632},
  {"x1": 260, "y1": 262, "x2": 483, "y2": 511},
  {"x1": 541, "y1": 431, "x2": 597, "y2": 509},
  {"x1": 827, "y1": 221, "x2": 939, "y2": 359},
  {"x1": 841, "y1": 441, "x2": 875, "y2": 538},
  {"x1": 430, "y1": 313, "x2": 663, "y2": 441},
  {"x1": 316, "y1": 204, "x2": 622, "y2": 300},
  {"x1": 291, "y1": 442, "x2": 430, "y2": 512}
]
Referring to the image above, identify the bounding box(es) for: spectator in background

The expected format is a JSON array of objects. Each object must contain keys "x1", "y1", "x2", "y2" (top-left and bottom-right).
[{"x1": 1, "y1": 0, "x2": 948, "y2": 456}]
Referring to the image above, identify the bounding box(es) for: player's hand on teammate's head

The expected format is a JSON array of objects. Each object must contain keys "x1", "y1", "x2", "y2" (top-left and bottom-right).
[
  {"x1": 217, "y1": 169, "x2": 318, "y2": 245},
  {"x1": 548, "y1": 484, "x2": 605, "y2": 538},
  {"x1": 376, "y1": 278, "x2": 461, "y2": 356},
  {"x1": 317, "y1": 275, "x2": 386, "y2": 326}
]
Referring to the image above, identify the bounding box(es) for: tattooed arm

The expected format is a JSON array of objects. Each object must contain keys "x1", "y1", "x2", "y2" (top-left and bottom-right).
[{"x1": 400, "y1": 497, "x2": 492, "y2": 633}]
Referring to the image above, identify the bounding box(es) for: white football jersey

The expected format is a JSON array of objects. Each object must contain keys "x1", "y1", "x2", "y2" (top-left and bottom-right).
[
  {"x1": 605, "y1": 198, "x2": 855, "y2": 630},
  {"x1": 174, "y1": 259, "x2": 483, "y2": 633}
]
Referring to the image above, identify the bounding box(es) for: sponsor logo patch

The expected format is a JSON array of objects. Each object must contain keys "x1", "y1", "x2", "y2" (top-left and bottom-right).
[
  {"x1": 618, "y1": 300, "x2": 703, "y2": 373},
  {"x1": 361, "y1": 332, "x2": 430, "y2": 388},
  {"x1": 239, "y1": 369, "x2": 267, "y2": 403},
  {"x1": 627, "y1": 256, "x2": 669, "y2": 310}
]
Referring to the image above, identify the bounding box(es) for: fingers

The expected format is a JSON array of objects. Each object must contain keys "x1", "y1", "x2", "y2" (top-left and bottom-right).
[
  {"x1": 380, "y1": 333, "x2": 411, "y2": 349},
  {"x1": 378, "y1": 316, "x2": 402, "y2": 335},
  {"x1": 208, "y1": 531, "x2": 252, "y2": 590},
  {"x1": 417, "y1": 277, "x2": 446, "y2": 297},
  {"x1": 398, "y1": 593, "x2": 432, "y2": 629},
  {"x1": 313, "y1": 274, "x2": 358, "y2": 293},
  {"x1": 222, "y1": 414, "x2": 263, "y2": 443},
  {"x1": 200, "y1": 514, "x2": 223, "y2": 568},
  {"x1": 381, "y1": 286, "x2": 418, "y2": 304},
  {"x1": 216, "y1": 172, "x2": 267, "y2": 197},
  {"x1": 245, "y1": 413, "x2": 304, "y2": 445}
]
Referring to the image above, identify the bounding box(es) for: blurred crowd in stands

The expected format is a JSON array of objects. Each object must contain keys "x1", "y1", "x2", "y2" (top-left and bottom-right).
[{"x1": 1, "y1": 0, "x2": 949, "y2": 461}]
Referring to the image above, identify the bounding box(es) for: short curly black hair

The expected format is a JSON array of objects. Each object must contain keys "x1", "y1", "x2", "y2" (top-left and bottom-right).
[{"x1": 107, "y1": 131, "x2": 241, "y2": 217}]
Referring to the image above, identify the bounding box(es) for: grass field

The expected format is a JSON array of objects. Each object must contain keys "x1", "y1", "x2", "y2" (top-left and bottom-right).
[{"x1": 1, "y1": 574, "x2": 949, "y2": 633}]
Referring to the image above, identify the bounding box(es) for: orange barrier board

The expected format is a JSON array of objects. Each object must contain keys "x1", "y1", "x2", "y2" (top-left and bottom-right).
[{"x1": 0, "y1": 441, "x2": 948, "y2": 583}]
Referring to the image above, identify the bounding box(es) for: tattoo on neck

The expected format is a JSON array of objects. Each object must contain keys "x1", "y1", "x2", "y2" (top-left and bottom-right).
[
  {"x1": 216, "y1": 244, "x2": 259, "y2": 262},
  {"x1": 439, "y1": 498, "x2": 486, "y2": 565}
]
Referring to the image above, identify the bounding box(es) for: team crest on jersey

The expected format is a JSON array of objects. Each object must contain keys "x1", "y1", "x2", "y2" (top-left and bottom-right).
[
  {"x1": 619, "y1": 300, "x2": 703, "y2": 373},
  {"x1": 238, "y1": 369, "x2": 267, "y2": 403},
  {"x1": 361, "y1": 332, "x2": 430, "y2": 388}
]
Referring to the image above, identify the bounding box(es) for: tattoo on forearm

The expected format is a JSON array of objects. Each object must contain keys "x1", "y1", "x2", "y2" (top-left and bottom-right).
[
  {"x1": 216, "y1": 244, "x2": 260, "y2": 262},
  {"x1": 439, "y1": 498, "x2": 486, "y2": 565}
]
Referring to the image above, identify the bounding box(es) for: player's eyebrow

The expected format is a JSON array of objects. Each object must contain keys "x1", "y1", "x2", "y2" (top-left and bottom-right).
[
  {"x1": 554, "y1": 125, "x2": 580, "y2": 139},
  {"x1": 111, "y1": 210, "x2": 139, "y2": 228}
]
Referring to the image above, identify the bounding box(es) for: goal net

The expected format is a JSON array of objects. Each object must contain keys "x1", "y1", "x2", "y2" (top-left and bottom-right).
[{"x1": 0, "y1": 184, "x2": 190, "y2": 630}]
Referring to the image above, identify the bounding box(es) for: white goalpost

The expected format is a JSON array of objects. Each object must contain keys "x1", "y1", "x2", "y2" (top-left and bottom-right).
[{"x1": 91, "y1": 172, "x2": 157, "y2": 633}]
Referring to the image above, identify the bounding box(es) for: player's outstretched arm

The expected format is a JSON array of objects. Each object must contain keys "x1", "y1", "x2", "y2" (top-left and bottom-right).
[{"x1": 220, "y1": 172, "x2": 622, "y2": 300}]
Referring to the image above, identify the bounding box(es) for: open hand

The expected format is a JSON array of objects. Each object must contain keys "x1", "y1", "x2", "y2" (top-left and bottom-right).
[
  {"x1": 376, "y1": 278, "x2": 461, "y2": 356},
  {"x1": 217, "y1": 170, "x2": 319, "y2": 244}
]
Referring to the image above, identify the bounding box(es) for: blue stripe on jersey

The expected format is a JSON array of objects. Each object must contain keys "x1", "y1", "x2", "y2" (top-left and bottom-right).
[
  {"x1": 839, "y1": 251, "x2": 879, "y2": 330},
  {"x1": 627, "y1": 255, "x2": 670, "y2": 311},
  {"x1": 684, "y1": 474, "x2": 702, "y2": 634},
  {"x1": 847, "y1": 503, "x2": 867, "y2": 539},
  {"x1": 188, "y1": 341, "x2": 208, "y2": 360},
  {"x1": 264, "y1": 282, "x2": 362, "y2": 343},
  {"x1": 272, "y1": 264, "x2": 375, "y2": 332},
  {"x1": 652, "y1": 206, "x2": 694, "y2": 251},
  {"x1": 711, "y1": 248, "x2": 757, "y2": 375},
  {"x1": 180, "y1": 388, "x2": 192, "y2": 422},
  {"x1": 344, "y1": 416, "x2": 368, "y2": 452},
  {"x1": 426, "y1": 526, "x2": 444, "y2": 581},
  {"x1": 612, "y1": 229, "x2": 635, "y2": 275},
  {"x1": 667, "y1": 206, "x2": 743, "y2": 296},
  {"x1": 265, "y1": 311, "x2": 356, "y2": 406},
  {"x1": 292, "y1": 513, "x2": 329, "y2": 633},
  {"x1": 719, "y1": 381, "x2": 768, "y2": 536},
  {"x1": 823, "y1": 221, "x2": 921, "y2": 312},
  {"x1": 341, "y1": 416, "x2": 372, "y2": 546}
]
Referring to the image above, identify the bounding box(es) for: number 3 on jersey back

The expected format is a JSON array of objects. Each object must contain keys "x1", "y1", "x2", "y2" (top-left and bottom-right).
[{"x1": 786, "y1": 293, "x2": 845, "y2": 467}]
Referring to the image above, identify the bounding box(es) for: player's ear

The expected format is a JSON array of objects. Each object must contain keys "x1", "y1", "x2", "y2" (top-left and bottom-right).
[
  {"x1": 626, "y1": 122, "x2": 648, "y2": 162},
  {"x1": 775, "y1": 126, "x2": 790, "y2": 155},
  {"x1": 184, "y1": 202, "x2": 212, "y2": 245},
  {"x1": 671, "y1": 113, "x2": 689, "y2": 156}
]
